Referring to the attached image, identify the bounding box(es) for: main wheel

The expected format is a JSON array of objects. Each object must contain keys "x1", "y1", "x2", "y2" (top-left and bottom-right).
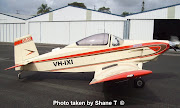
[{"x1": 134, "y1": 78, "x2": 145, "y2": 88}]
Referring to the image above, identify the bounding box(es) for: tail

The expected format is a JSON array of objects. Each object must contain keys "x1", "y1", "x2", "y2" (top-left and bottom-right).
[{"x1": 5, "y1": 35, "x2": 39, "y2": 70}]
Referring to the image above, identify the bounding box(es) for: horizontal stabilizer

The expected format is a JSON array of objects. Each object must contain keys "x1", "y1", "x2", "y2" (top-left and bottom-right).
[
  {"x1": 4, "y1": 64, "x2": 23, "y2": 70},
  {"x1": 4, "y1": 60, "x2": 32, "y2": 70}
]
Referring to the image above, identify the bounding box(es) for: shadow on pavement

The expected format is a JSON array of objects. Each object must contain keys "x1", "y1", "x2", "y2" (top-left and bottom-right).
[
  {"x1": 102, "y1": 80, "x2": 160, "y2": 106},
  {"x1": 20, "y1": 71, "x2": 94, "y2": 82}
]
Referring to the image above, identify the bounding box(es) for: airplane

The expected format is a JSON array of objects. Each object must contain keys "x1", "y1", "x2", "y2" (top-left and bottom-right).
[{"x1": 5, "y1": 33, "x2": 173, "y2": 88}]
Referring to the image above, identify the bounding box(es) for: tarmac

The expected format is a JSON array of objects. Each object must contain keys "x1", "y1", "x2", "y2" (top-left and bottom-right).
[{"x1": 0, "y1": 42, "x2": 180, "y2": 108}]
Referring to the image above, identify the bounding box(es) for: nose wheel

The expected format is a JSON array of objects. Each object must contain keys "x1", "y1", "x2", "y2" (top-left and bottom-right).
[{"x1": 134, "y1": 77, "x2": 145, "y2": 88}]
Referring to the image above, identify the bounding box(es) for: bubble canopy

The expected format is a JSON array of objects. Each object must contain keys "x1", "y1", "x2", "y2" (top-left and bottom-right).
[{"x1": 76, "y1": 33, "x2": 109, "y2": 46}]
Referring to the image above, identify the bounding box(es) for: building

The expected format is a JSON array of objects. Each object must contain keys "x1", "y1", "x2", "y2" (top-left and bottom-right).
[
  {"x1": 26, "y1": 6, "x2": 126, "y2": 44},
  {"x1": 1, "y1": 3, "x2": 180, "y2": 44},
  {"x1": 0, "y1": 6, "x2": 126, "y2": 44},
  {"x1": 0, "y1": 13, "x2": 31, "y2": 42},
  {"x1": 126, "y1": 3, "x2": 180, "y2": 41}
]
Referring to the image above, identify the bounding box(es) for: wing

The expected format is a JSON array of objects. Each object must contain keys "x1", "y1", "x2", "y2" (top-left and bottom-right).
[{"x1": 89, "y1": 63, "x2": 152, "y2": 85}]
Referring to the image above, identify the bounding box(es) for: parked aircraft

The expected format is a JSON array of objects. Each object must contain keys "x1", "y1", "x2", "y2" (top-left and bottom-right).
[{"x1": 5, "y1": 33, "x2": 172, "y2": 88}]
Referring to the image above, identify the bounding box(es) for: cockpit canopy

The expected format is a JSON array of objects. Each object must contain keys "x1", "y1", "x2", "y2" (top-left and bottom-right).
[
  {"x1": 76, "y1": 33, "x2": 109, "y2": 46},
  {"x1": 76, "y1": 33, "x2": 123, "y2": 46},
  {"x1": 111, "y1": 35, "x2": 124, "y2": 46}
]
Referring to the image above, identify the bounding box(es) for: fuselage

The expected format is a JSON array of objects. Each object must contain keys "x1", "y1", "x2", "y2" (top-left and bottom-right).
[{"x1": 22, "y1": 34, "x2": 170, "y2": 72}]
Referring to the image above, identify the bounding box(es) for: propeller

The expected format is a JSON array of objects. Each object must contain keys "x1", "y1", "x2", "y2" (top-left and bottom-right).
[
  {"x1": 170, "y1": 45, "x2": 177, "y2": 52},
  {"x1": 169, "y1": 36, "x2": 180, "y2": 52}
]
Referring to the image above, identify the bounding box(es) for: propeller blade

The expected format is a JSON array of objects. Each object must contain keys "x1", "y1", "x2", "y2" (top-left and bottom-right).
[{"x1": 169, "y1": 41, "x2": 179, "y2": 52}]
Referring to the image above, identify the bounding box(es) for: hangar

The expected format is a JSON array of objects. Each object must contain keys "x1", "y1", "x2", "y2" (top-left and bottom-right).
[
  {"x1": 0, "y1": 13, "x2": 28, "y2": 42},
  {"x1": 1, "y1": 3, "x2": 180, "y2": 44},
  {"x1": 126, "y1": 3, "x2": 180, "y2": 41},
  {"x1": 26, "y1": 6, "x2": 125, "y2": 44},
  {"x1": 0, "y1": 6, "x2": 125, "y2": 44}
]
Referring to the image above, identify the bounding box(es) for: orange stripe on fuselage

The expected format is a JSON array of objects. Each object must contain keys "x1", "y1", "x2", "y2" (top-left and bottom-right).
[
  {"x1": 33, "y1": 42, "x2": 169, "y2": 64},
  {"x1": 49, "y1": 43, "x2": 169, "y2": 72},
  {"x1": 149, "y1": 46, "x2": 161, "y2": 52}
]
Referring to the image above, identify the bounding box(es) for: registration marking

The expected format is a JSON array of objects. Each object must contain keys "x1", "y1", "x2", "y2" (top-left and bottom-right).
[{"x1": 53, "y1": 59, "x2": 73, "y2": 67}]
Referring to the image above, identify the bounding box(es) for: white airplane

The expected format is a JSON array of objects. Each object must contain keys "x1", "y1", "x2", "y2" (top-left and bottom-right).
[{"x1": 5, "y1": 33, "x2": 171, "y2": 88}]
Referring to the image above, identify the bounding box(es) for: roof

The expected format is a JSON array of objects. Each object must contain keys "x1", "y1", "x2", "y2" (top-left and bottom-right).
[
  {"x1": 0, "y1": 13, "x2": 32, "y2": 20},
  {"x1": 26, "y1": 5, "x2": 123, "y2": 20},
  {"x1": 127, "y1": 3, "x2": 180, "y2": 17},
  {"x1": 1, "y1": 3, "x2": 180, "y2": 20},
  {"x1": 5, "y1": 13, "x2": 33, "y2": 19}
]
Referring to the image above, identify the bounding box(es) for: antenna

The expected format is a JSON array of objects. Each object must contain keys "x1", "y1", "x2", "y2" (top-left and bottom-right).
[
  {"x1": 16, "y1": 10, "x2": 19, "y2": 14},
  {"x1": 141, "y1": 0, "x2": 145, "y2": 12}
]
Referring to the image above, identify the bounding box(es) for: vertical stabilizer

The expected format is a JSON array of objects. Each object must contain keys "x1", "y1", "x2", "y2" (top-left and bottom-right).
[{"x1": 14, "y1": 35, "x2": 39, "y2": 70}]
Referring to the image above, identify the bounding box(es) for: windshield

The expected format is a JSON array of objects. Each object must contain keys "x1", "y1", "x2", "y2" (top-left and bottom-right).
[
  {"x1": 76, "y1": 33, "x2": 109, "y2": 46},
  {"x1": 111, "y1": 35, "x2": 124, "y2": 46}
]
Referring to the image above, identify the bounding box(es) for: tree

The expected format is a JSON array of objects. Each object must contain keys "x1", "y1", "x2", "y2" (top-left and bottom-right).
[
  {"x1": 68, "y1": 2, "x2": 87, "y2": 9},
  {"x1": 37, "y1": 4, "x2": 52, "y2": 15},
  {"x1": 121, "y1": 11, "x2": 131, "y2": 17},
  {"x1": 98, "y1": 7, "x2": 111, "y2": 13}
]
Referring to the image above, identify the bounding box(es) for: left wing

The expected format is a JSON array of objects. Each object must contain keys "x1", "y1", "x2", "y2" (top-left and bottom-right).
[{"x1": 90, "y1": 63, "x2": 152, "y2": 85}]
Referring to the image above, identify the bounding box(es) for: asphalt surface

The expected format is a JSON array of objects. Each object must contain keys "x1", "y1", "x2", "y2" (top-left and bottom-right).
[{"x1": 0, "y1": 42, "x2": 180, "y2": 108}]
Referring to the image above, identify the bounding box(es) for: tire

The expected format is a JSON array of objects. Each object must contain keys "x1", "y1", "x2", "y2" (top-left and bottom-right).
[
  {"x1": 18, "y1": 73, "x2": 21, "y2": 79},
  {"x1": 134, "y1": 78, "x2": 145, "y2": 88}
]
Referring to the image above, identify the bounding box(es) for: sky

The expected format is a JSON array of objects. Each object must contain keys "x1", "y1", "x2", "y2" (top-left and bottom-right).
[{"x1": 0, "y1": 0, "x2": 180, "y2": 15}]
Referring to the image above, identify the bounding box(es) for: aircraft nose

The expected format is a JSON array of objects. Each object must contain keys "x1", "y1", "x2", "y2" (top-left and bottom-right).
[
  {"x1": 148, "y1": 40, "x2": 170, "y2": 54},
  {"x1": 161, "y1": 40, "x2": 169, "y2": 45},
  {"x1": 158, "y1": 40, "x2": 170, "y2": 53}
]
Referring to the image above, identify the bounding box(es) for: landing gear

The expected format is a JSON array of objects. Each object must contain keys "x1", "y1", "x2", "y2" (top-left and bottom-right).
[
  {"x1": 18, "y1": 71, "x2": 22, "y2": 79},
  {"x1": 134, "y1": 77, "x2": 145, "y2": 88}
]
